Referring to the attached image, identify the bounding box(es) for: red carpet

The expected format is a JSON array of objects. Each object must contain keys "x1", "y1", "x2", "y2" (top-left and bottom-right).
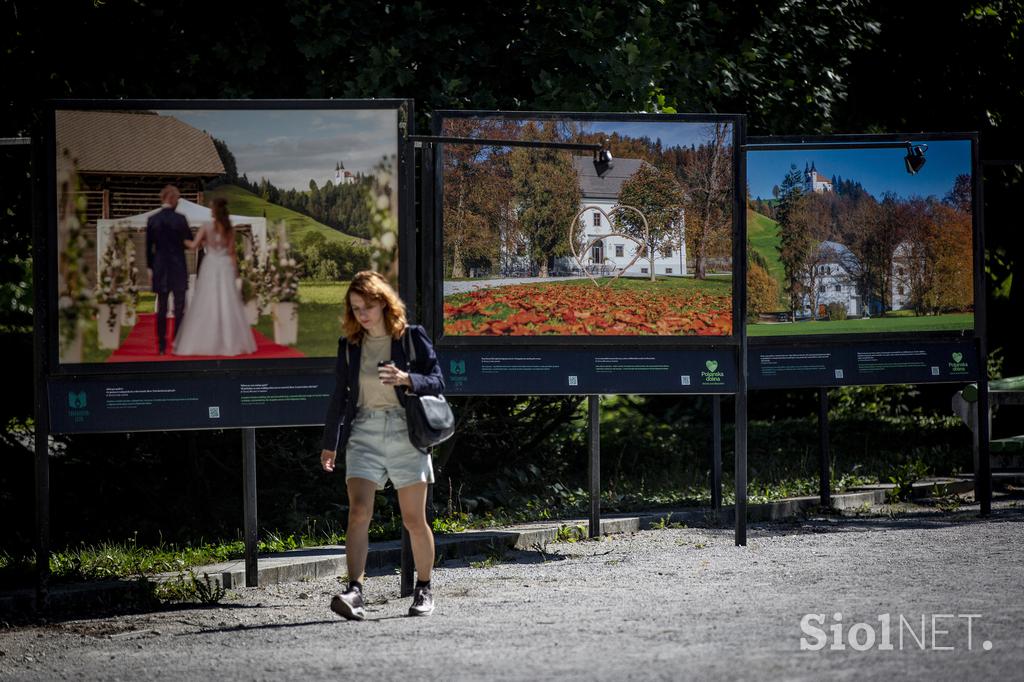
[{"x1": 106, "y1": 313, "x2": 305, "y2": 362}]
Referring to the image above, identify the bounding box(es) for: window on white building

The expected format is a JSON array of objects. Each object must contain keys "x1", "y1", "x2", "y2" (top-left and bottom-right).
[
  {"x1": 593, "y1": 212, "x2": 601, "y2": 227},
  {"x1": 641, "y1": 267, "x2": 649, "y2": 274},
  {"x1": 615, "y1": 244, "x2": 624, "y2": 258},
  {"x1": 835, "y1": 285, "x2": 841, "y2": 292},
  {"x1": 662, "y1": 246, "x2": 672, "y2": 258},
  {"x1": 819, "y1": 285, "x2": 826, "y2": 293}
]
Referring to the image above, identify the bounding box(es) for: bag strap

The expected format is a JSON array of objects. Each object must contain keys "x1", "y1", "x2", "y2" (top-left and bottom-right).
[{"x1": 403, "y1": 326, "x2": 417, "y2": 367}]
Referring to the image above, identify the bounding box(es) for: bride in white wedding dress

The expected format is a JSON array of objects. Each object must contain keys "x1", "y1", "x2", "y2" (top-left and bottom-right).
[{"x1": 173, "y1": 198, "x2": 257, "y2": 356}]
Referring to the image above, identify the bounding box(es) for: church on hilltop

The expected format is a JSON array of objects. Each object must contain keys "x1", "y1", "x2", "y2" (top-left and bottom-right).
[
  {"x1": 803, "y1": 161, "x2": 833, "y2": 193},
  {"x1": 334, "y1": 161, "x2": 358, "y2": 185}
]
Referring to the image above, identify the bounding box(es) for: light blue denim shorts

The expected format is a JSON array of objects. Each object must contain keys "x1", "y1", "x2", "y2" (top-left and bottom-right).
[{"x1": 345, "y1": 407, "x2": 434, "y2": 490}]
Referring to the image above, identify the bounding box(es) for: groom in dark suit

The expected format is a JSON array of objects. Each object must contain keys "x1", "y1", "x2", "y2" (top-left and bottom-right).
[{"x1": 146, "y1": 185, "x2": 192, "y2": 354}]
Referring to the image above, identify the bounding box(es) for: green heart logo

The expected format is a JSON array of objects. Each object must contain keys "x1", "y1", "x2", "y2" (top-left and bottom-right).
[
  {"x1": 952, "y1": 353, "x2": 963, "y2": 363},
  {"x1": 706, "y1": 360, "x2": 719, "y2": 372}
]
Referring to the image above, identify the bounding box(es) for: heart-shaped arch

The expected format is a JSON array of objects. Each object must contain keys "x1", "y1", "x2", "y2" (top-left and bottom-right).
[{"x1": 568, "y1": 204, "x2": 650, "y2": 287}]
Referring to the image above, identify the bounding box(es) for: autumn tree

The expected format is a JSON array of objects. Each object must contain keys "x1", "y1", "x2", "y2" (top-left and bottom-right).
[
  {"x1": 441, "y1": 118, "x2": 516, "y2": 278},
  {"x1": 899, "y1": 199, "x2": 973, "y2": 315},
  {"x1": 679, "y1": 123, "x2": 733, "y2": 279},
  {"x1": 929, "y1": 201, "x2": 973, "y2": 312},
  {"x1": 775, "y1": 165, "x2": 812, "y2": 314},
  {"x1": 615, "y1": 164, "x2": 686, "y2": 281},
  {"x1": 747, "y1": 262, "x2": 780, "y2": 318},
  {"x1": 849, "y1": 192, "x2": 904, "y2": 312},
  {"x1": 944, "y1": 173, "x2": 972, "y2": 214},
  {"x1": 508, "y1": 122, "x2": 582, "y2": 277}
]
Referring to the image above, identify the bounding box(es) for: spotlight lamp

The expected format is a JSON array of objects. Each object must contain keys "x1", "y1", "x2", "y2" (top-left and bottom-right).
[
  {"x1": 595, "y1": 138, "x2": 614, "y2": 164},
  {"x1": 904, "y1": 142, "x2": 928, "y2": 175}
]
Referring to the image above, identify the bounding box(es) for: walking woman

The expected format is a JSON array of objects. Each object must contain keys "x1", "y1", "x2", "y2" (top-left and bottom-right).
[{"x1": 321, "y1": 270, "x2": 444, "y2": 619}]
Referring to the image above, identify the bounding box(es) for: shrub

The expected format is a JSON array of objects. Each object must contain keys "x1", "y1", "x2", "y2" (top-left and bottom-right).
[
  {"x1": 826, "y1": 302, "x2": 848, "y2": 320},
  {"x1": 747, "y1": 262, "x2": 781, "y2": 316}
]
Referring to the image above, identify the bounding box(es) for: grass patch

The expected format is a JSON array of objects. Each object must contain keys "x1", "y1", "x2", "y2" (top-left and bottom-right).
[
  {"x1": 206, "y1": 185, "x2": 364, "y2": 246},
  {"x1": 299, "y1": 281, "x2": 348, "y2": 305},
  {"x1": 749, "y1": 313, "x2": 974, "y2": 336},
  {"x1": 254, "y1": 301, "x2": 341, "y2": 357},
  {"x1": 0, "y1": 520, "x2": 349, "y2": 589},
  {"x1": 747, "y1": 209, "x2": 787, "y2": 309}
]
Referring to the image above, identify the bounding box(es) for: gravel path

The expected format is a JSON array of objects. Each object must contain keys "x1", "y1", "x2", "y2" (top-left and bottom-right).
[{"x1": 2, "y1": 502, "x2": 1022, "y2": 681}]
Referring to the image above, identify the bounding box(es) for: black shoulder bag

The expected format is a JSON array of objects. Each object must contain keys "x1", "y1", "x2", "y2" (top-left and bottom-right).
[{"x1": 402, "y1": 328, "x2": 455, "y2": 449}]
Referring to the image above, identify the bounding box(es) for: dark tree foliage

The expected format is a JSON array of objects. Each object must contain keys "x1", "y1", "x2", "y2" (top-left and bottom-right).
[{"x1": 2, "y1": 1, "x2": 1022, "y2": 552}]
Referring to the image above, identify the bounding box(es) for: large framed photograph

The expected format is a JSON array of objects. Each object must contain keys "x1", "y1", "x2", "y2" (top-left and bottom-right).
[
  {"x1": 745, "y1": 135, "x2": 977, "y2": 339},
  {"x1": 48, "y1": 100, "x2": 411, "y2": 371},
  {"x1": 432, "y1": 111, "x2": 742, "y2": 344}
]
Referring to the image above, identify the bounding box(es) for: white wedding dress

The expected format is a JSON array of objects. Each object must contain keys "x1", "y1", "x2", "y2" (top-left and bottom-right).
[{"x1": 174, "y1": 223, "x2": 257, "y2": 356}]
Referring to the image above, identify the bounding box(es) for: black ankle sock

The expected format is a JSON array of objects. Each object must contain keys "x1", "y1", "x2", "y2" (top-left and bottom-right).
[
  {"x1": 349, "y1": 580, "x2": 363, "y2": 593},
  {"x1": 415, "y1": 579, "x2": 431, "y2": 590}
]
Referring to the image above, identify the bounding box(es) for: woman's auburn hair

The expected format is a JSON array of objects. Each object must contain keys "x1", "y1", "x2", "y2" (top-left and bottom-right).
[{"x1": 342, "y1": 270, "x2": 407, "y2": 344}]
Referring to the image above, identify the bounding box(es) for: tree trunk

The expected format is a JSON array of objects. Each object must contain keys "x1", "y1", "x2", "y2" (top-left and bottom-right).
[{"x1": 452, "y1": 240, "x2": 465, "y2": 279}]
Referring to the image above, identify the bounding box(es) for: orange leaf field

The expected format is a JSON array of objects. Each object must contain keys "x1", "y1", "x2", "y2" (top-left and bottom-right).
[{"x1": 444, "y1": 283, "x2": 733, "y2": 336}]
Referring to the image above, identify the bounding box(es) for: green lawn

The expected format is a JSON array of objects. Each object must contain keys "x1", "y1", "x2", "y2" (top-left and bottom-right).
[
  {"x1": 206, "y1": 184, "x2": 365, "y2": 247},
  {"x1": 749, "y1": 312, "x2": 975, "y2": 336},
  {"x1": 747, "y1": 208, "x2": 786, "y2": 308},
  {"x1": 253, "y1": 282, "x2": 348, "y2": 357}
]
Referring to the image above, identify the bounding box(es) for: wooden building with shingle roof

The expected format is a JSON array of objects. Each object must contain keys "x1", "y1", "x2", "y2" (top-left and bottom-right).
[
  {"x1": 56, "y1": 109, "x2": 227, "y2": 286},
  {"x1": 56, "y1": 110, "x2": 225, "y2": 223}
]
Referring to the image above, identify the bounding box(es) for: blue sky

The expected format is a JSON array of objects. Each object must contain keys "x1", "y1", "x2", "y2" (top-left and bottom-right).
[
  {"x1": 159, "y1": 109, "x2": 398, "y2": 191},
  {"x1": 583, "y1": 120, "x2": 731, "y2": 151},
  {"x1": 746, "y1": 140, "x2": 972, "y2": 201}
]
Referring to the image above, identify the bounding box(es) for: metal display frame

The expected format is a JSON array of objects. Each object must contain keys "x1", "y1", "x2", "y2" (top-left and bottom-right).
[
  {"x1": 743, "y1": 132, "x2": 989, "y2": 514},
  {"x1": 420, "y1": 110, "x2": 751, "y2": 545},
  {"x1": 27, "y1": 111, "x2": 993, "y2": 609},
  {"x1": 31, "y1": 98, "x2": 416, "y2": 603}
]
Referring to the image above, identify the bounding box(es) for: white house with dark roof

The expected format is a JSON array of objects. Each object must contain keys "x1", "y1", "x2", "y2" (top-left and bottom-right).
[
  {"x1": 564, "y1": 155, "x2": 686, "y2": 277},
  {"x1": 803, "y1": 240, "x2": 862, "y2": 317}
]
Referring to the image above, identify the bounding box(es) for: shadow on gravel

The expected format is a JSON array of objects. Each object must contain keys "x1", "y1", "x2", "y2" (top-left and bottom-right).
[
  {"x1": 2, "y1": 600, "x2": 270, "y2": 630},
  {"x1": 742, "y1": 504, "x2": 1024, "y2": 538},
  {"x1": 440, "y1": 546, "x2": 570, "y2": 570},
  {"x1": 189, "y1": 618, "x2": 341, "y2": 635}
]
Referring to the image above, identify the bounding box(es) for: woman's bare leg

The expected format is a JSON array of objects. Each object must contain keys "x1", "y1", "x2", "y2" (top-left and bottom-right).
[
  {"x1": 345, "y1": 477, "x2": 378, "y2": 583},
  {"x1": 397, "y1": 482, "x2": 434, "y2": 581}
]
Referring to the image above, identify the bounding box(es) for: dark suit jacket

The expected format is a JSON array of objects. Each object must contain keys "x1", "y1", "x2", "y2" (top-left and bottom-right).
[
  {"x1": 145, "y1": 207, "x2": 192, "y2": 293},
  {"x1": 321, "y1": 325, "x2": 445, "y2": 453}
]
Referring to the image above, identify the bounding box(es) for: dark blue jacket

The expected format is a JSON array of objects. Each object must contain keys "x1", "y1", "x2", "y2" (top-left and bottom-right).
[
  {"x1": 145, "y1": 207, "x2": 192, "y2": 293},
  {"x1": 321, "y1": 324, "x2": 445, "y2": 452}
]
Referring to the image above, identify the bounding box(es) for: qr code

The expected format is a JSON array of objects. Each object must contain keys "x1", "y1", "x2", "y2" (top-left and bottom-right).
[
  {"x1": 681, "y1": 375, "x2": 691, "y2": 386},
  {"x1": 834, "y1": 369, "x2": 844, "y2": 379},
  {"x1": 208, "y1": 406, "x2": 221, "y2": 418},
  {"x1": 568, "y1": 375, "x2": 578, "y2": 386},
  {"x1": 931, "y1": 366, "x2": 940, "y2": 376}
]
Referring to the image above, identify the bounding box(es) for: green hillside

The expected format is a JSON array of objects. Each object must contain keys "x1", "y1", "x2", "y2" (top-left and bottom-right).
[
  {"x1": 206, "y1": 184, "x2": 365, "y2": 246},
  {"x1": 747, "y1": 208, "x2": 786, "y2": 308}
]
